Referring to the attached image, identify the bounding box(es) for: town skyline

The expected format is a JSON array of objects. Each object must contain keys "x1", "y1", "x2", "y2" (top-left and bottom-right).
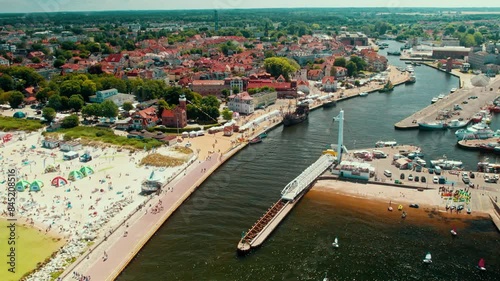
[{"x1": 1, "y1": 0, "x2": 500, "y2": 13}]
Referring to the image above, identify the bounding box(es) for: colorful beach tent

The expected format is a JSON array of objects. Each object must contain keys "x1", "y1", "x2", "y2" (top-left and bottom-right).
[
  {"x1": 15, "y1": 180, "x2": 30, "y2": 192},
  {"x1": 30, "y1": 180, "x2": 44, "y2": 192},
  {"x1": 51, "y1": 176, "x2": 68, "y2": 187},
  {"x1": 80, "y1": 166, "x2": 94, "y2": 176},
  {"x1": 68, "y1": 170, "x2": 84, "y2": 181}
]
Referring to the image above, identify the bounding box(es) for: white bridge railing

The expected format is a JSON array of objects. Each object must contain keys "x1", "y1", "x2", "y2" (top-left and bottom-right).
[{"x1": 281, "y1": 154, "x2": 334, "y2": 201}]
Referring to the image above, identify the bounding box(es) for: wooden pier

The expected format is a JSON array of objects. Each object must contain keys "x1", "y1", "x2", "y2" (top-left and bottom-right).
[{"x1": 395, "y1": 79, "x2": 500, "y2": 130}]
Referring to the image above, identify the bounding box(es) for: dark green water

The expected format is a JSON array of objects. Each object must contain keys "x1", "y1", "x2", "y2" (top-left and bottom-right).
[{"x1": 119, "y1": 41, "x2": 499, "y2": 280}]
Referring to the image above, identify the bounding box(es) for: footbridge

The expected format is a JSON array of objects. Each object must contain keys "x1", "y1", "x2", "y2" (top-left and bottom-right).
[{"x1": 281, "y1": 154, "x2": 335, "y2": 201}]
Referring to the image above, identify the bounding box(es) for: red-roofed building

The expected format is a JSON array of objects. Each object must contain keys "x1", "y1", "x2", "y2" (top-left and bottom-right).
[
  {"x1": 161, "y1": 95, "x2": 187, "y2": 128},
  {"x1": 104, "y1": 54, "x2": 125, "y2": 65},
  {"x1": 228, "y1": 92, "x2": 254, "y2": 114},
  {"x1": 307, "y1": 69, "x2": 324, "y2": 81},
  {"x1": 190, "y1": 80, "x2": 229, "y2": 97},
  {"x1": 321, "y1": 76, "x2": 337, "y2": 92},
  {"x1": 130, "y1": 107, "x2": 159, "y2": 129}
]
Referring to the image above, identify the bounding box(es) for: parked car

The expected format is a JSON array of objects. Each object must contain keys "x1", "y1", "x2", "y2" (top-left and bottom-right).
[
  {"x1": 462, "y1": 175, "x2": 470, "y2": 184},
  {"x1": 415, "y1": 176, "x2": 419, "y2": 182},
  {"x1": 433, "y1": 176, "x2": 439, "y2": 184},
  {"x1": 428, "y1": 168, "x2": 434, "y2": 174},
  {"x1": 410, "y1": 204, "x2": 419, "y2": 208},
  {"x1": 469, "y1": 172, "x2": 475, "y2": 179},
  {"x1": 421, "y1": 176, "x2": 426, "y2": 183},
  {"x1": 408, "y1": 174, "x2": 414, "y2": 181},
  {"x1": 400, "y1": 173, "x2": 405, "y2": 180}
]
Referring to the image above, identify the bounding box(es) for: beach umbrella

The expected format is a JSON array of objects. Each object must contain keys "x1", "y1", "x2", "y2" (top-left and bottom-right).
[
  {"x1": 68, "y1": 170, "x2": 84, "y2": 181},
  {"x1": 15, "y1": 180, "x2": 30, "y2": 192},
  {"x1": 29, "y1": 180, "x2": 44, "y2": 192},
  {"x1": 80, "y1": 166, "x2": 94, "y2": 176},
  {"x1": 51, "y1": 176, "x2": 68, "y2": 187},
  {"x1": 13, "y1": 111, "x2": 26, "y2": 118}
]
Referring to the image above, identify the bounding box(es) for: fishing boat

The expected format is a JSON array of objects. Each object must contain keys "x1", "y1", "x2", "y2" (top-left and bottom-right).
[
  {"x1": 431, "y1": 97, "x2": 439, "y2": 104},
  {"x1": 447, "y1": 119, "x2": 468, "y2": 129},
  {"x1": 418, "y1": 121, "x2": 448, "y2": 130},
  {"x1": 332, "y1": 237, "x2": 339, "y2": 248},
  {"x1": 322, "y1": 99, "x2": 337, "y2": 108},
  {"x1": 359, "y1": 92, "x2": 368, "y2": 97},
  {"x1": 451, "y1": 227, "x2": 457, "y2": 236},
  {"x1": 423, "y1": 252, "x2": 432, "y2": 264},
  {"x1": 478, "y1": 258, "x2": 486, "y2": 271},
  {"x1": 455, "y1": 122, "x2": 495, "y2": 140},
  {"x1": 249, "y1": 136, "x2": 262, "y2": 144},
  {"x1": 378, "y1": 80, "x2": 394, "y2": 93},
  {"x1": 471, "y1": 112, "x2": 484, "y2": 123},
  {"x1": 406, "y1": 74, "x2": 416, "y2": 84},
  {"x1": 430, "y1": 159, "x2": 463, "y2": 170},
  {"x1": 283, "y1": 103, "x2": 309, "y2": 126}
]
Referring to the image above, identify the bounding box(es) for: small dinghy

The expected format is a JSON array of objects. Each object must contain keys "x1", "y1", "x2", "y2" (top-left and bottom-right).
[
  {"x1": 478, "y1": 258, "x2": 486, "y2": 271},
  {"x1": 332, "y1": 237, "x2": 339, "y2": 248},
  {"x1": 423, "y1": 252, "x2": 432, "y2": 264},
  {"x1": 451, "y1": 227, "x2": 457, "y2": 236}
]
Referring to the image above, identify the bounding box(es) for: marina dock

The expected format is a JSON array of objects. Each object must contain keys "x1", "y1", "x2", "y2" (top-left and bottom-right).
[
  {"x1": 395, "y1": 79, "x2": 500, "y2": 130},
  {"x1": 237, "y1": 154, "x2": 335, "y2": 254}
]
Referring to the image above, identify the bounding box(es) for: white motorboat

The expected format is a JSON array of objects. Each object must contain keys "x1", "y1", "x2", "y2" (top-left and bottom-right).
[
  {"x1": 447, "y1": 119, "x2": 468, "y2": 129},
  {"x1": 375, "y1": 140, "x2": 397, "y2": 147},
  {"x1": 450, "y1": 88, "x2": 458, "y2": 93},
  {"x1": 451, "y1": 227, "x2": 457, "y2": 236},
  {"x1": 455, "y1": 122, "x2": 495, "y2": 140},
  {"x1": 431, "y1": 97, "x2": 439, "y2": 104},
  {"x1": 359, "y1": 92, "x2": 368, "y2": 96},
  {"x1": 423, "y1": 252, "x2": 432, "y2": 263},
  {"x1": 438, "y1": 94, "x2": 445, "y2": 99},
  {"x1": 332, "y1": 237, "x2": 339, "y2": 248}
]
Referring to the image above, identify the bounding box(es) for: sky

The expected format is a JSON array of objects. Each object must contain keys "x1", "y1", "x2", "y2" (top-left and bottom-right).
[{"x1": 0, "y1": 0, "x2": 499, "y2": 13}]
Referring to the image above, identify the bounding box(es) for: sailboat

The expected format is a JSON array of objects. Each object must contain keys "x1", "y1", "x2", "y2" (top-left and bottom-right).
[
  {"x1": 478, "y1": 258, "x2": 486, "y2": 271},
  {"x1": 450, "y1": 227, "x2": 457, "y2": 236},
  {"x1": 423, "y1": 252, "x2": 432, "y2": 263},
  {"x1": 332, "y1": 237, "x2": 339, "y2": 248}
]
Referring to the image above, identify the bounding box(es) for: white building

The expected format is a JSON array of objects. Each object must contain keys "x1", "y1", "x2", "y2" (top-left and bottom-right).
[
  {"x1": 227, "y1": 92, "x2": 254, "y2": 115},
  {"x1": 0, "y1": 56, "x2": 9, "y2": 66}
]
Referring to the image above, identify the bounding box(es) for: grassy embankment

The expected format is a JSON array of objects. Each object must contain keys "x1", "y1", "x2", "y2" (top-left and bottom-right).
[
  {"x1": 0, "y1": 117, "x2": 44, "y2": 132},
  {"x1": 43, "y1": 126, "x2": 163, "y2": 151}
]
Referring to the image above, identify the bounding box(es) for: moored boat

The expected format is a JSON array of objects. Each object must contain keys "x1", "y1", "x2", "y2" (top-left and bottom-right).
[
  {"x1": 375, "y1": 140, "x2": 397, "y2": 147},
  {"x1": 387, "y1": 50, "x2": 401, "y2": 56},
  {"x1": 283, "y1": 103, "x2": 309, "y2": 126},
  {"x1": 478, "y1": 258, "x2": 486, "y2": 271},
  {"x1": 438, "y1": 94, "x2": 445, "y2": 99},
  {"x1": 418, "y1": 121, "x2": 448, "y2": 130},
  {"x1": 359, "y1": 92, "x2": 368, "y2": 96},
  {"x1": 455, "y1": 122, "x2": 494, "y2": 140},
  {"x1": 322, "y1": 100, "x2": 336, "y2": 108},
  {"x1": 450, "y1": 88, "x2": 458, "y2": 93},
  {"x1": 406, "y1": 74, "x2": 416, "y2": 84},
  {"x1": 258, "y1": 132, "x2": 268, "y2": 139},
  {"x1": 431, "y1": 97, "x2": 439, "y2": 104},
  {"x1": 423, "y1": 252, "x2": 432, "y2": 264},
  {"x1": 249, "y1": 136, "x2": 262, "y2": 144},
  {"x1": 447, "y1": 119, "x2": 468, "y2": 129}
]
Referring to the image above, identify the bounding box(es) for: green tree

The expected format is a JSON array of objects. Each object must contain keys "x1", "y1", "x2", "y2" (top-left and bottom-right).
[
  {"x1": 0, "y1": 74, "x2": 15, "y2": 91},
  {"x1": 101, "y1": 100, "x2": 118, "y2": 118},
  {"x1": 82, "y1": 103, "x2": 102, "y2": 117},
  {"x1": 221, "y1": 89, "x2": 230, "y2": 99},
  {"x1": 263, "y1": 57, "x2": 299, "y2": 81},
  {"x1": 473, "y1": 32, "x2": 484, "y2": 45},
  {"x1": 334, "y1": 57, "x2": 346, "y2": 67},
  {"x1": 53, "y1": 59, "x2": 65, "y2": 68},
  {"x1": 31, "y1": 57, "x2": 41, "y2": 63},
  {"x1": 59, "y1": 80, "x2": 81, "y2": 97},
  {"x1": 122, "y1": 101, "x2": 134, "y2": 111},
  {"x1": 457, "y1": 25, "x2": 467, "y2": 33},
  {"x1": 8, "y1": 91, "x2": 24, "y2": 108},
  {"x1": 157, "y1": 99, "x2": 169, "y2": 112},
  {"x1": 346, "y1": 61, "x2": 358, "y2": 77},
  {"x1": 81, "y1": 80, "x2": 97, "y2": 101},
  {"x1": 61, "y1": 114, "x2": 80, "y2": 128},
  {"x1": 330, "y1": 66, "x2": 337, "y2": 77},
  {"x1": 68, "y1": 95, "x2": 84, "y2": 111},
  {"x1": 48, "y1": 94, "x2": 63, "y2": 111},
  {"x1": 42, "y1": 107, "x2": 56, "y2": 123},
  {"x1": 35, "y1": 88, "x2": 52, "y2": 102},
  {"x1": 350, "y1": 56, "x2": 367, "y2": 72},
  {"x1": 221, "y1": 108, "x2": 233, "y2": 120},
  {"x1": 201, "y1": 95, "x2": 221, "y2": 108},
  {"x1": 231, "y1": 86, "x2": 240, "y2": 94},
  {"x1": 462, "y1": 34, "x2": 476, "y2": 47}
]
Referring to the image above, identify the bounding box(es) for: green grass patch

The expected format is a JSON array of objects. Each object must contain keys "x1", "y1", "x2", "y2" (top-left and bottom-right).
[
  {"x1": 0, "y1": 219, "x2": 65, "y2": 281},
  {"x1": 0, "y1": 116, "x2": 44, "y2": 132},
  {"x1": 43, "y1": 126, "x2": 163, "y2": 151}
]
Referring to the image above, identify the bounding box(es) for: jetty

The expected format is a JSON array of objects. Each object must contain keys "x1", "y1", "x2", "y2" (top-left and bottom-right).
[
  {"x1": 395, "y1": 78, "x2": 500, "y2": 130},
  {"x1": 237, "y1": 153, "x2": 334, "y2": 254}
]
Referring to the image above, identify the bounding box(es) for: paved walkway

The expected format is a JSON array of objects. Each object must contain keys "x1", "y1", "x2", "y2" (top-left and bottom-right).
[{"x1": 62, "y1": 154, "x2": 221, "y2": 281}]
